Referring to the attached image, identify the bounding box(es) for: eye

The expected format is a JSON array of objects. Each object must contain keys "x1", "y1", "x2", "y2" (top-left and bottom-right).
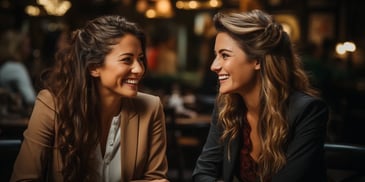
[
  {"x1": 138, "y1": 55, "x2": 145, "y2": 62},
  {"x1": 221, "y1": 53, "x2": 230, "y2": 60},
  {"x1": 121, "y1": 57, "x2": 133, "y2": 64}
]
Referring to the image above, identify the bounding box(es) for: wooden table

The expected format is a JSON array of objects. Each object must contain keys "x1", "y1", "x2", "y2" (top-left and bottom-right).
[
  {"x1": 172, "y1": 113, "x2": 211, "y2": 147},
  {"x1": 0, "y1": 116, "x2": 28, "y2": 126},
  {"x1": 175, "y1": 114, "x2": 211, "y2": 129}
]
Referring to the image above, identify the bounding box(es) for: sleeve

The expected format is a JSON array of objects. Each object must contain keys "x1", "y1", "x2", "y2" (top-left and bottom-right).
[
  {"x1": 9, "y1": 63, "x2": 36, "y2": 105},
  {"x1": 131, "y1": 98, "x2": 169, "y2": 182},
  {"x1": 272, "y1": 98, "x2": 329, "y2": 182},
  {"x1": 10, "y1": 90, "x2": 56, "y2": 181},
  {"x1": 192, "y1": 107, "x2": 224, "y2": 182}
]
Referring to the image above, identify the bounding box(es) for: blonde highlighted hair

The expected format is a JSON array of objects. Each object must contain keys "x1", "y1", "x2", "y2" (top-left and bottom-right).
[{"x1": 213, "y1": 9, "x2": 318, "y2": 180}]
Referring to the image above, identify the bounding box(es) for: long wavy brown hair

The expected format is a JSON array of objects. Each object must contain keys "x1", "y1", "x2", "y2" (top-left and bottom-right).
[
  {"x1": 41, "y1": 15, "x2": 146, "y2": 181},
  {"x1": 213, "y1": 9, "x2": 318, "y2": 180}
]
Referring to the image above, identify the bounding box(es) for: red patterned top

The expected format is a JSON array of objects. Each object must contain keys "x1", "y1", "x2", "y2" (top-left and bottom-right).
[
  {"x1": 238, "y1": 119, "x2": 270, "y2": 182},
  {"x1": 239, "y1": 118, "x2": 258, "y2": 182}
]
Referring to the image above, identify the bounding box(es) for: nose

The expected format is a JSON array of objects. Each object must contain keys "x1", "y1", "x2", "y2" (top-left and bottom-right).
[
  {"x1": 132, "y1": 59, "x2": 145, "y2": 75},
  {"x1": 210, "y1": 57, "x2": 221, "y2": 72}
]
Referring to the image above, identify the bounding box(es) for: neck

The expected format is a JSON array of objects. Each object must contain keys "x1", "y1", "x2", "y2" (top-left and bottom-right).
[
  {"x1": 239, "y1": 72, "x2": 261, "y2": 113},
  {"x1": 100, "y1": 96, "x2": 122, "y2": 124},
  {"x1": 244, "y1": 96, "x2": 259, "y2": 126},
  {"x1": 241, "y1": 86, "x2": 260, "y2": 113}
]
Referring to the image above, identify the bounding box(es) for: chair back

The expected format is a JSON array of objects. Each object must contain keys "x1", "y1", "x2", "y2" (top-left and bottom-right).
[
  {"x1": 325, "y1": 143, "x2": 365, "y2": 181},
  {"x1": 0, "y1": 139, "x2": 22, "y2": 182}
]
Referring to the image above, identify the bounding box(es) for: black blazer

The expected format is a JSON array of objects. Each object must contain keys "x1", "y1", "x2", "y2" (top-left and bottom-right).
[{"x1": 193, "y1": 92, "x2": 329, "y2": 182}]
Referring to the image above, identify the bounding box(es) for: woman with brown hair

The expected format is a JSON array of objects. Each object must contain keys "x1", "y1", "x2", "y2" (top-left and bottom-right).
[
  {"x1": 193, "y1": 9, "x2": 329, "y2": 182},
  {"x1": 11, "y1": 15, "x2": 168, "y2": 182}
]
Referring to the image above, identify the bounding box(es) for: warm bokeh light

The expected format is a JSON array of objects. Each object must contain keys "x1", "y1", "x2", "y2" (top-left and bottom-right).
[
  {"x1": 145, "y1": 9, "x2": 157, "y2": 18},
  {"x1": 176, "y1": 1, "x2": 184, "y2": 9},
  {"x1": 36, "y1": 0, "x2": 71, "y2": 16},
  {"x1": 136, "y1": 0, "x2": 148, "y2": 13},
  {"x1": 25, "y1": 5, "x2": 41, "y2": 16},
  {"x1": 209, "y1": 0, "x2": 220, "y2": 7},
  {"x1": 336, "y1": 43, "x2": 346, "y2": 55},
  {"x1": 138, "y1": 0, "x2": 173, "y2": 18},
  {"x1": 155, "y1": 0, "x2": 173, "y2": 17},
  {"x1": 176, "y1": 0, "x2": 222, "y2": 10},
  {"x1": 336, "y1": 41, "x2": 356, "y2": 55},
  {"x1": 188, "y1": 1, "x2": 198, "y2": 9},
  {"x1": 156, "y1": 0, "x2": 171, "y2": 14},
  {"x1": 344, "y1": 41, "x2": 356, "y2": 52}
]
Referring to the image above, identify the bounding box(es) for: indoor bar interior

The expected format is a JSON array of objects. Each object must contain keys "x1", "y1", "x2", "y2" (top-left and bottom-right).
[{"x1": 1, "y1": 0, "x2": 365, "y2": 181}]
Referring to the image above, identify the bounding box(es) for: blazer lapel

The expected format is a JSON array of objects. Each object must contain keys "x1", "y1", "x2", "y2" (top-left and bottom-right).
[
  {"x1": 120, "y1": 98, "x2": 139, "y2": 181},
  {"x1": 224, "y1": 129, "x2": 242, "y2": 181}
]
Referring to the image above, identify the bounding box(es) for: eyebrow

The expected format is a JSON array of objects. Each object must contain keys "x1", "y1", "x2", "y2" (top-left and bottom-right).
[
  {"x1": 217, "y1": 48, "x2": 233, "y2": 54},
  {"x1": 118, "y1": 52, "x2": 144, "y2": 57}
]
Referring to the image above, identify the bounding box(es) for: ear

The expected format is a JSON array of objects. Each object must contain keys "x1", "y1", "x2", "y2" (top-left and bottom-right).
[
  {"x1": 89, "y1": 65, "x2": 100, "y2": 77},
  {"x1": 254, "y1": 59, "x2": 260, "y2": 70}
]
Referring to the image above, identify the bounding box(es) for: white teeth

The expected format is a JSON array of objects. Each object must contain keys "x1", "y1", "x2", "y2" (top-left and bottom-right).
[
  {"x1": 218, "y1": 75, "x2": 229, "y2": 80},
  {"x1": 124, "y1": 79, "x2": 138, "y2": 84}
]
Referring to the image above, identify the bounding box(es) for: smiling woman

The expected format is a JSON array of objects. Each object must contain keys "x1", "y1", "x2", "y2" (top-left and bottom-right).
[
  {"x1": 10, "y1": 15, "x2": 169, "y2": 182},
  {"x1": 193, "y1": 9, "x2": 329, "y2": 182},
  {"x1": 89, "y1": 34, "x2": 145, "y2": 98}
]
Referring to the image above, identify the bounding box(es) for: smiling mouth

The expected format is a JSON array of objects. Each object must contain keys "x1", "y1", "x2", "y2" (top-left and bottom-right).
[
  {"x1": 123, "y1": 79, "x2": 139, "y2": 85},
  {"x1": 218, "y1": 74, "x2": 229, "y2": 81}
]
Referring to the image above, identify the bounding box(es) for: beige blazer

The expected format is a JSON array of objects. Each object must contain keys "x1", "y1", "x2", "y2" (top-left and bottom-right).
[{"x1": 11, "y1": 89, "x2": 168, "y2": 182}]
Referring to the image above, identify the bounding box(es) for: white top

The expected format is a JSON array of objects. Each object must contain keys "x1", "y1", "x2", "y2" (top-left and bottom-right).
[{"x1": 96, "y1": 114, "x2": 121, "y2": 182}]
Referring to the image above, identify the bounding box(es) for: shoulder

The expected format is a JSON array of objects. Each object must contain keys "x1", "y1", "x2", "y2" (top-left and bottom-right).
[
  {"x1": 287, "y1": 91, "x2": 329, "y2": 125},
  {"x1": 134, "y1": 92, "x2": 161, "y2": 106},
  {"x1": 36, "y1": 89, "x2": 57, "y2": 112},
  {"x1": 126, "y1": 92, "x2": 164, "y2": 122},
  {"x1": 136, "y1": 92, "x2": 160, "y2": 101},
  {"x1": 1, "y1": 61, "x2": 25, "y2": 70},
  {"x1": 288, "y1": 91, "x2": 327, "y2": 111},
  {"x1": 0, "y1": 61, "x2": 26, "y2": 74},
  {"x1": 25, "y1": 89, "x2": 57, "y2": 136},
  {"x1": 124, "y1": 92, "x2": 162, "y2": 112}
]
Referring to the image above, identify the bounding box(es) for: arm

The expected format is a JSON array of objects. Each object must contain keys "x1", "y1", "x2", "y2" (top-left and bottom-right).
[
  {"x1": 272, "y1": 98, "x2": 329, "y2": 182},
  {"x1": 10, "y1": 90, "x2": 56, "y2": 181},
  {"x1": 131, "y1": 99, "x2": 169, "y2": 182},
  {"x1": 7, "y1": 63, "x2": 36, "y2": 105},
  {"x1": 192, "y1": 107, "x2": 224, "y2": 182}
]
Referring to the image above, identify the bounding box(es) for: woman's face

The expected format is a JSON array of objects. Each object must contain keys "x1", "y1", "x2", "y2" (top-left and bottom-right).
[
  {"x1": 90, "y1": 34, "x2": 145, "y2": 98},
  {"x1": 211, "y1": 32, "x2": 260, "y2": 95}
]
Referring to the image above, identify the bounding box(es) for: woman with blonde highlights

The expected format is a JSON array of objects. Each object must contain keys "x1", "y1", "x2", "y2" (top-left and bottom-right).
[
  {"x1": 193, "y1": 9, "x2": 328, "y2": 182},
  {"x1": 11, "y1": 15, "x2": 168, "y2": 182}
]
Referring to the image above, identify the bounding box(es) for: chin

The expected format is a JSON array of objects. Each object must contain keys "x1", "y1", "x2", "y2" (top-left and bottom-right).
[
  {"x1": 219, "y1": 87, "x2": 235, "y2": 95},
  {"x1": 219, "y1": 89, "x2": 229, "y2": 94},
  {"x1": 119, "y1": 90, "x2": 138, "y2": 98},
  {"x1": 127, "y1": 92, "x2": 138, "y2": 97}
]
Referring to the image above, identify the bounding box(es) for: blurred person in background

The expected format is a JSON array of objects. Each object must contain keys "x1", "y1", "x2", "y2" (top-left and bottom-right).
[
  {"x1": 0, "y1": 29, "x2": 36, "y2": 115},
  {"x1": 148, "y1": 23, "x2": 178, "y2": 77},
  {"x1": 193, "y1": 9, "x2": 329, "y2": 182},
  {"x1": 11, "y1": 15, "x2": 168, "y2": 182}
]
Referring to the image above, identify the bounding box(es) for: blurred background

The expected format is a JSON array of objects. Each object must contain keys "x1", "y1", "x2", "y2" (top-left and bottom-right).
[{"x1": 1, "y1": 0, "x2": 365, "y2": 181}]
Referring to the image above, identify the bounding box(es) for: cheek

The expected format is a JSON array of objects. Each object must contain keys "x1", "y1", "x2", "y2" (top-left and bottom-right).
[
  {"x1": 98, "y1": 73, "x2": 114, "y2": 86},
  {"x1": 232, "y1": 64, "x2": 256, "y2": 82},
  {"x1": 99, "y1": 67, "x2": 125, "y2": 82}
]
